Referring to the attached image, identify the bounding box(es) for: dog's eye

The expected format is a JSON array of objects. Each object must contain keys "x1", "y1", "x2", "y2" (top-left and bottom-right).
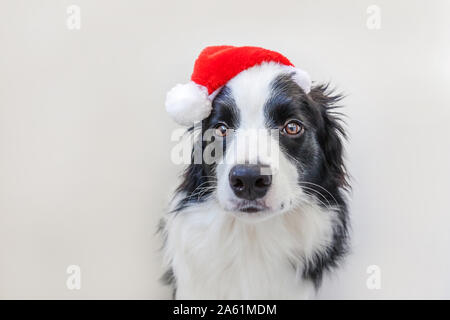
[
  {"x1": 281, "y1": 120, "x2": 304, "y2": 136},
  {"x1": 214, "y1": 123, "x2": 229, "y2": 137}
]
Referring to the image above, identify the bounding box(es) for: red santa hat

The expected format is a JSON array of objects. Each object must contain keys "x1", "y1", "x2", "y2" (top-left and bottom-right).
[{"x1": 165, "y1": 45, "x2": 311, "y2": 126}]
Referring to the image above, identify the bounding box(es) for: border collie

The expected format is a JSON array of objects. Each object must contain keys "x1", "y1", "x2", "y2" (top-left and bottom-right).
[{"x1": 160, "y1": 61, "x2": 349, "y2": 299}]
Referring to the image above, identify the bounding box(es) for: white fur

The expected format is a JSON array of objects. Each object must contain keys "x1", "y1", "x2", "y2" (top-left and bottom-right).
[
  {"x1": 163, "y1": 63, "x2": 335, "y2": 299},
  {"x1": 163, "y1": 196, "x2": 338, "y2": 299}
]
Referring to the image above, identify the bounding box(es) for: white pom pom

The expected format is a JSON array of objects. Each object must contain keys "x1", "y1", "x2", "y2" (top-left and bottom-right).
[{"x1": 165, "y1": 82, "x2": 212, "y2": 126}]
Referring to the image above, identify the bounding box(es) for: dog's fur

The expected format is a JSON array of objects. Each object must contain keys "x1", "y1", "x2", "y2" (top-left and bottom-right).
[{"x1": 160, "y1": 62, "x2": 349, "y2": 299}]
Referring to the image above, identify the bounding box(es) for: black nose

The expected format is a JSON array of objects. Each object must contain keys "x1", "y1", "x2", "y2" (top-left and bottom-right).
[{"x1": 229, "y1": 165, "x2": 272, "y2": 200}]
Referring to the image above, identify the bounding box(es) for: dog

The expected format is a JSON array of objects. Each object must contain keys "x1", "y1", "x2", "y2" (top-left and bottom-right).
[{"x1": 160, "y1": 49, "x2": 349, "y2": 299}]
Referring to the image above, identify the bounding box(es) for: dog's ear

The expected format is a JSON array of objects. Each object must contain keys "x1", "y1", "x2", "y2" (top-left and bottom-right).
[{"x1": 308, "y1": 84, "x2": 348, "y2": 189}]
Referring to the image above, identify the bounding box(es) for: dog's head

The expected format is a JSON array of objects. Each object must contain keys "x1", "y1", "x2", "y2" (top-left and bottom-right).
[{"x1": 175, "y1": 62, "x2": 347, "y2": 222}]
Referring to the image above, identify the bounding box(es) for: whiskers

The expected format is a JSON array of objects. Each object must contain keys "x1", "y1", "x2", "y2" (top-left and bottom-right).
[
  {"x1": 298, "y1": 181, "x2": 339, "y2": 211},
  {"x1": 186, "y1": 176, "x2": 218, "y2": 201}
]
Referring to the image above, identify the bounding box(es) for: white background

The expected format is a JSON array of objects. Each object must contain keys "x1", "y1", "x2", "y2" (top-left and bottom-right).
[{"x1": 1, "y1": 0, "x2": 449, "y2": 299}]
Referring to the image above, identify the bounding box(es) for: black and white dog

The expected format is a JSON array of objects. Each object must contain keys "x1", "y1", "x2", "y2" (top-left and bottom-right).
[{"x1": 160, "y1": 61, "x2": 349, "y2": 299}]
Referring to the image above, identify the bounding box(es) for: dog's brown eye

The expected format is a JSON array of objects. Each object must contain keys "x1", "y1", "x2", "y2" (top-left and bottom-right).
[
  {"x1": 214, "y1": 123, "x2": 229, "y2": 137},
  {"x1": 282, "y1": 120, "x2": 304, "y2": 136}
]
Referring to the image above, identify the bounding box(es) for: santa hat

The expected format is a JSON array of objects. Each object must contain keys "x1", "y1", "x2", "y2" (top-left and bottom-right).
[{"x1": 165, "y1": 45, "x2": 311, "y2": 126}]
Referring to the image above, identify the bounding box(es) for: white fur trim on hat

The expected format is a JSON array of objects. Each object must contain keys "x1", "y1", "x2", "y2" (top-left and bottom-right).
[
  {"x1": 292, "y1": 68, "x2": 312, "y2": 94},
  {"x1": 281, "y1": 66, "x2": 312, "y2": 94},
  {"x1": 165, "y1": 82, "x2": 212, "y2": 126}
]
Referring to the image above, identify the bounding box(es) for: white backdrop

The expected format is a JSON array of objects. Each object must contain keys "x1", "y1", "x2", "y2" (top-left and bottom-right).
[{"x1": 1, "y1": 0, "x2": 450, "y2": 299}]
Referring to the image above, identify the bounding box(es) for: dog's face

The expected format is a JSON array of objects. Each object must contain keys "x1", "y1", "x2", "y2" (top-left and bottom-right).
[{"x1": 178, "y1": 62, "x2": 346, "y2": 222}]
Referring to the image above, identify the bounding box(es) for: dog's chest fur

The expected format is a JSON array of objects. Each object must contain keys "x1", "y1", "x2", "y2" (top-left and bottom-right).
[{"x1": 163, "y1": 195, "x2": 337, "y2": 299}]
